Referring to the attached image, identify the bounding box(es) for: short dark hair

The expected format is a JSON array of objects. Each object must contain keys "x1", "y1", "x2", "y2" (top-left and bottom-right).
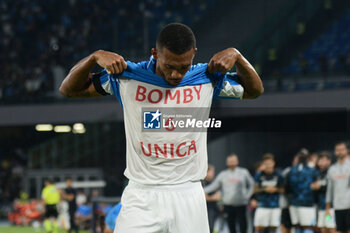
[
  {"x1": 318, "y1": 151, "x2": 331, "y2": 160},
  {"x1": 335, "y1": 141, "x2": 349, "y2": 149},
  {"x1": 65, "y1": 177, "x2": 72, "y2": 182},
  {"x1": 262, "y1": 153, "x2": 275, "y2": 161},
  {"x1": 45, "y1": 178, "x2": 53, "y2": 184},
  {"x1": 156, "y1": 23, "x2": 196, "y2": 54}
]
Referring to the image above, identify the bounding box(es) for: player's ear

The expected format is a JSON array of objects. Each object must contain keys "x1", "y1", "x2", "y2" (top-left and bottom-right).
[{"x1": 152, "y1": 48, "x2": 158, "y2": 59}]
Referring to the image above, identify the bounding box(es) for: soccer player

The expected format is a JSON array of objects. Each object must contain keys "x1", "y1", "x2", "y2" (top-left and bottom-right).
[
  {"x1": 253, "y1": 154, "x2": 284, "y2": 233},
  {"x1": 41, "y1": 179, "x2": 60, "y2": 233},
  {"x1": 286, "y1": 152, "x2": 317, "y2": 233},
  {"x1": 60, "y1": 177, "x2": 79, "y2": 233},
  {"x1": 204, "y1": 154, "x2": 254, "y2": 233},
  {"x1": 311, "y1": 152, "x2": 336, "y2": 233},
  {"x1": 60, "y1": 23, "x2": 263, "y2": 233},
  {"x1": 326, "y1": 142, "x2": 350, "y2": 233}
]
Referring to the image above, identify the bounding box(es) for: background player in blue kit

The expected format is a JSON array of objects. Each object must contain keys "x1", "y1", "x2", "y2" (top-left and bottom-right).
[
  {"x1": 286, "y1": 152, "x2": 317, "y2": 233},
  {"x1": 253, "y1": 154, "x2": 284, "y2": 233},
  {"x1": 311, "y1": 152, "x2": 336, "y2": 233}
]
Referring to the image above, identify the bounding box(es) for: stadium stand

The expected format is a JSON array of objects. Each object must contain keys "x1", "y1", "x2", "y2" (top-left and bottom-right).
[
  {"x1": 284, "y1": 9, "x2": 350, "y2": 76},
  {"x1": 0, "y1": 0, "x2": 214, "y2": 103}
]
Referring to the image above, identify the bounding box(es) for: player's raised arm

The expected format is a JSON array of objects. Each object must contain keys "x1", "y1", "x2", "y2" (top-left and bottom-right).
[
  {"x1": 208, "y1": 48, "x2": 264, "y2": 99},
  {"x1": 59, "y1": 50, "x2": 127, "y2": 98}
]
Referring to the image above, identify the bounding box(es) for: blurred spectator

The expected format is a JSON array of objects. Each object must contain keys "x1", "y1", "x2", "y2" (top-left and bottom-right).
[
  {"x1": 319, "y1": 53, "x2": 328, "y2": 79},
  {"x1": 60, "y1": 177, "x2": 79, "y2": 233},
  {"x1": 308, "y1": 152, "x2": 318, "y2": 168},
  {"x1": 204, "y1": 154, "x2": 254, "y2": 233},
  {"x1": 326, "y1": 142, "x2": 350, "y2": 233},
  {"x1": 298, "y1": 54, "x2": 309, "y2": 75},
  {"x1": 76, "y1": 189, "x2": 87, "y2": 207}
]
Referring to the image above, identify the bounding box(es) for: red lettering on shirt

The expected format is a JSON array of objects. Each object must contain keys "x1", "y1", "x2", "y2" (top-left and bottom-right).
[
  {"x1": 193, "y1": 84, "x2": 202, "y2": 100},
  {"x1": 188, "y1": 140, "x2": 197, "y2": 154},
  {"x1": 154, "y1": 143, "x2": 167, "y2": 158},
  {"x1": 140, "y1": 142, "x2": 152, "y2": 156},
  {"x1": 135, "y1": 85, "x2": 147, "y2": 101},
  {"x1": 183, "y1": 88, "x2": 193, "y2": 103},
  {"x1": 140, "y1": 141, "x2": 197, "y2": 158},
  {"x1": 164, "y1": 90, "x2": 180, "y2": 104},
  {"x1": 148, "y1": 89, "x2": 163, "y2": 103}
]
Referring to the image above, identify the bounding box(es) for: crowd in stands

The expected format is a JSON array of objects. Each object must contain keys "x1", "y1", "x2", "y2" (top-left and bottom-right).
[
  {"x1": 284, "y1": 9, "x2": 350, "y2": 77},
  {"x1": 203, "y1": 142, "x2": 350, "y2": 233},
  {"x1": 0, "y1": 0, "x2": 212, "y2": 103}
]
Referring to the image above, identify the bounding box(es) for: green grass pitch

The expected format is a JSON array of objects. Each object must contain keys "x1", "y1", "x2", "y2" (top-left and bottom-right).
[{"x1": 0, "y1": 226, "x2": 90, "y2": 233}]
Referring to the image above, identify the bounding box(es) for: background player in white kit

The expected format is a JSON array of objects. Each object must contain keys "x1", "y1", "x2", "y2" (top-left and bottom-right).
[{"x1": 59, "y1": 23, "x2": 264, "y2": 233}]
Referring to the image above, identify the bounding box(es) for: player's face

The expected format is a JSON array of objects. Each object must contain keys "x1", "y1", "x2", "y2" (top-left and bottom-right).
[
  {"x1": 66, "y1": 179, "x2": 72, "y2": 187},
  {"x1": 335, "y1": 143, "x2": 348, "y2": 159},
  {"x1": 152, "y1": 47, "x2": 196, "y2": 86},
  {"x1": 226, "y1": 155, "x2": 238, "y2": 169},
  {"x1": 263, "y1": 159, "x2": 275, "y2": 172},
  {"x1": 317, "y1": 157, "x2": 331, "y2": 170}
]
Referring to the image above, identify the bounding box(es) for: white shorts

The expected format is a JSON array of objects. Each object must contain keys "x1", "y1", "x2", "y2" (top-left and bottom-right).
[
  {"x1": 114, "y1": 180, "x2": 209, "y2": 233},
  {"x1": 317, "y1": 209, "x2": 336, "y2": 228},
  {"x1": 254, "y1": 207, "x2": 281, "y2": 227},
  {"x1": 289, "y1": 206, "x2": 316, "y2": 226}
]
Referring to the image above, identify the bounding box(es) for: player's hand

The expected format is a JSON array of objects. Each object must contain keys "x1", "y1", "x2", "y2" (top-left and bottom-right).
[
  {"x1": 208, "y1": 48, "x2": 240, "y2": 74},
  {"x1": 310, "y1": 182, "x2": 320, "y2": 190},
  {"x1": 249, "y1": 199, "x2": 258, "y2": 209},
  {"x1": 93, "y1": 50, "x2": 127, "y2": 74}
]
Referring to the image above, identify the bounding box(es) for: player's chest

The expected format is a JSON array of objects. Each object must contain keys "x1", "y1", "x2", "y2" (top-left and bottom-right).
[
  {"x1": 260, "y1": 175, "x2": 278, "y2": 187},
  {"x1": 119, "y1": 80, "x2": 213, "y2": 107}
]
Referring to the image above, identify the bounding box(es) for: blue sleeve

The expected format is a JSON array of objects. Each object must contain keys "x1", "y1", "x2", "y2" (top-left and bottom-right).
[
  {"x1": 212, "y1": 72, "x2": 244, "y2": 101},
  {"x1": 91, "y1": 69, "x2": 123, "y2": 108}
]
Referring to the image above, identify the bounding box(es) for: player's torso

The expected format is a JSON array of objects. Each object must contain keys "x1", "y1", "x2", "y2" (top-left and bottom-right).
[
  {"x1": 258, "y1": 172, "x2": 278, "y2": 188},
  {"x1": 257, "y1": 172, "x2": 280, "y2": 207},
  {"x1": 118, "y1": 79, "x2": 214, "y2": 184}
]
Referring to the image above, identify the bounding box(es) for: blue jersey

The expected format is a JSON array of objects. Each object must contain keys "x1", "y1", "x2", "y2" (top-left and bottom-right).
[
  {"x1": 105, "y1": 203, "x2": 122, "y2": 231},
  {"x1": 286, "y1": 164, "x2": 317, "y2": 207},
  {"x1": 315, "y1": 168, "x2": 328, "y2": 210},
  {"x1": 255, "y1": 171, "x2": 283, "y2": 208}
]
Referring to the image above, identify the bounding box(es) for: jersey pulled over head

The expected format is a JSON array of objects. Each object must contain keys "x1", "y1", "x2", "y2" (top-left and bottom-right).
[{"x1": 152, "y1": 23, "x2": 197, "y2": 86}]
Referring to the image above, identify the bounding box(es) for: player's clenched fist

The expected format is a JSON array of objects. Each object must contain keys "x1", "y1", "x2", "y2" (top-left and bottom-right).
[
  {"x1": 208, "y1": 48, "x2": 241, "y2": 74},
  {"x1": 93, "y1": 50, "x2": 127, "y2": 74}
]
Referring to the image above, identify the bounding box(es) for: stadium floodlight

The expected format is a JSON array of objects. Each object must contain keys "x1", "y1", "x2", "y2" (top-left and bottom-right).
[
  {"x1": 54, "y1": 125, "x2": 71, "y2": 133},
  {"x1": 35, "y1": 124, "x2": 53, "y2": 131},
  {"x1": 73, "y1": 123, "x2": 86, "y2": 134}
]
